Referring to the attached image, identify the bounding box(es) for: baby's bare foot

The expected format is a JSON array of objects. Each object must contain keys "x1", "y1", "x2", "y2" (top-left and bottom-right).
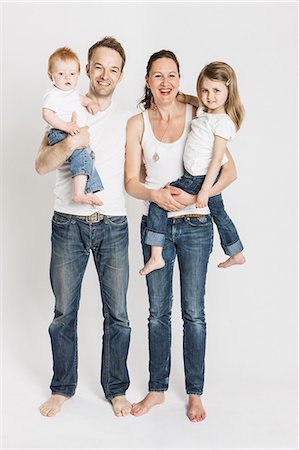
[
  {"x1": 218, "y1": 252, "x2": 246, "y2": 269},
  {"x1": 111, "y1": 395, "x2": 132, "y2": 417},
  {"x1": 139, "y1": 257, "x2": 165, "y2": 276},
  {"x1": 39, "y1": 394, "x2": 69, "y2": 417},
  {"x1": 187, "y1": 395, "x2": 206, "y2": 422},
  {"x1": 131, "y1": 392, "x2": 165, "y2": 416},
  {"x1": 72, "y1": 193, "x2": 102, "y2": 206}
]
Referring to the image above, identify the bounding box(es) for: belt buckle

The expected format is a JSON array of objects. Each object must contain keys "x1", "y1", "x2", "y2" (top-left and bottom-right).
[{"x1": 86, "y1": 212, "x2": 104, "y2": 222}]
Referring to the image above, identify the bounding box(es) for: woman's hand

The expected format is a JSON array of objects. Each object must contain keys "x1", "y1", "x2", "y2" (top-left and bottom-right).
[
  {"x1": 165, "y1": 183, "x2": 196, "y2": 207},
  {"x1": 150, "y1": 186, "x2": 186, "y2": 211}
]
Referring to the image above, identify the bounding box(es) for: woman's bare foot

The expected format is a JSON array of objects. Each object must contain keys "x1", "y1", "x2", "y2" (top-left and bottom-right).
[
  {"x1": 131, "y1": 392, "x2": 165, "y2": 416},
  {"x1": 218, "y1": 252, "x2": 246, "y2": 269},
  {"x1": 139, "y1": 257, "x2": 165, "y2": 276},
  {"x1": 111, "y1": 395, "x2": 132, "y2": 417},
  {"x1": 187, "y1": 395, "x2": 206, "y2": 422},
  {"x1": 39, "y1": 394, "x2": 69, "y2": 417},
  {"x1": 72, "y1": 193, "x2": 102, "y2": 206}
]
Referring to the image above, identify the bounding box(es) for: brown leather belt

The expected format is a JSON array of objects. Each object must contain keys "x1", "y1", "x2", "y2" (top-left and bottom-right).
[
  {"x1": 76, "y1": 212, "x2": 109, "y2": 222},
  {"x1": 171, "y1": 213, "x2": 206, "y2": 219}
]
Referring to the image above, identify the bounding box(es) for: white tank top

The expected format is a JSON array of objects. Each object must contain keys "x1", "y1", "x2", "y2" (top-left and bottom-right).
[{"x1": 142, "y1": 104, "x2": 210, "y2": 216}]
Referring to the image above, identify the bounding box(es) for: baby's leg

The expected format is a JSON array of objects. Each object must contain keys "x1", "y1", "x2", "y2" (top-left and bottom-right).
[
  {"x1": 139, "y1": 246, "x2": 165, "y2": 276},
  {"x1": 72, "y1": 175, "x2": 102, "y2": 206}
]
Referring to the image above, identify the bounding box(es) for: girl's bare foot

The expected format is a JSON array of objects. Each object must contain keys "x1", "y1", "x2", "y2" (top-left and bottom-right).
[
  {"x1": 218, "y1": 252, "x2": 246, "y2": 269},
  {"x1": 130, "y1": 392, "x2": 165, "y2": 416},
  {"x1": 139, "y1": 257, "x2": 165, "y2": 276},
  {"x1": 110, "y1": 395, "x2": 132, "y2": 417},
  {"x1": 187, "y1": 395, "x2": 206, "y2": 422},
  {"x1": 72, "y1": 193, "x2": 102, "y2": 206},
  {"x1": 39, "y1": 394, "x2": 69, "y2": 417}
]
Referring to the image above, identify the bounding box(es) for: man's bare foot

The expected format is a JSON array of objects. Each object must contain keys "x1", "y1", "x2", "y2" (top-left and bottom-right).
[
  {"x1": 139, "y1": 257, "x2": 165, "y2": 276},
  {"x1": 218, "y1": 252, "x2": 246, "y2": 269},
  {"x1": 111, "y1": 395, "x2": 132, "y2": 417},
  {"x1": 39, "y1": 394, "x2": 69, "y2": 417},
  {"x1": 130, "y1": 392, "x2": 165, "y2": 416},
  {"x1": 72, "y1": 193, "x2": 102, "y2": 206},
  {"x1": 187, "y1": 395, "x2": 206, "y2": 422}
]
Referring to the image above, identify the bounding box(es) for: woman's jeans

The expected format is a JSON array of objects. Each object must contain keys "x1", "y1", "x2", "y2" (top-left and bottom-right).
[
  {"x1": 49, "y1": 211, "x2": 130, "y2": 399},
  {"x1": 47, "y1": 129, "x2": 103, "y2": 193},
  {"x1": 141, "y1": 214, "x2": 213, "y2": 395},
  {"x1": 145, "y1": 170, "x2": 243, "y2": 256}
]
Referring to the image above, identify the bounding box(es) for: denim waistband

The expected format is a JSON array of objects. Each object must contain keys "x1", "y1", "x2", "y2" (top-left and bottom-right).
[{"x1": 55, "y1": 211, "x2": 110, "y2": 223}]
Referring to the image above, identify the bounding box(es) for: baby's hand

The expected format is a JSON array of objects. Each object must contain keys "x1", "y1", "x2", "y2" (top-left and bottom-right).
[
  {"x1": 86, "y1": 102, "x2": 100, "y2": 115},
  {"x1": 66, "y1": 122, "x2": 80, "y2": 135},
  {"x1": 196, "y1": 190, "x2": 209, "y2": 209}
]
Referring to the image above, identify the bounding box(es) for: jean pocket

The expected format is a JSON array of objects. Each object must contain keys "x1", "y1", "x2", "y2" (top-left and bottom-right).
[
  {"x1": 106, "y1": 216, "x2": 128, "y2": 226},
  {"x1": 52, "y1": 212, "x2": 71, "y2": 225},
  {"x1": 187, "y1": 216, "x2": 210, "y2": 227}
]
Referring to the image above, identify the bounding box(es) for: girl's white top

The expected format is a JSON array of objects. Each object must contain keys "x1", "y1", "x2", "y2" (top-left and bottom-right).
[
  {"x1": 142, "y1": 104, "x2": 209, "y2": 216},
  {"x1": 183, "y1": 107, "x2": 236, "y2": 176},
  {"x1": 42, "y1": 86, "x2": 87, "y2": 128}
]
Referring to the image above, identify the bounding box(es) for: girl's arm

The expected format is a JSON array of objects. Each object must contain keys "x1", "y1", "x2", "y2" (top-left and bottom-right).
[
  {"x1": 196, "y1": 135, "x2": 227, "y2": 208},
  {"x1": 35, "y1": 113, "x2": 90, "y2": 175},
  {"x1": 42, "y1": 108, "x2": 80, "y2": 135},
  {"x1": 125, "y1": 114, "x2": 186, "y2": 212},
  {"x1": 80, "y1": 95, "x2": 100, "y2": 115}
]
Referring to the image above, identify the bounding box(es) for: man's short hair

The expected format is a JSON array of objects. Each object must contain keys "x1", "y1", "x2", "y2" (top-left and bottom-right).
[{"x1": 88, "y1": 36, "x2": 126, "y2": 71}]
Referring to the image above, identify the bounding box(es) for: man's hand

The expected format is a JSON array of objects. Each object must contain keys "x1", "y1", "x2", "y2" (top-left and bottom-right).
[{"x1": 196, "y1": 189, "x2": 209, "y2": 208}]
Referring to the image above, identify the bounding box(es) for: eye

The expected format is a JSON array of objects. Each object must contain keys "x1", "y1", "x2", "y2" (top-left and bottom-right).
[
  {"x1": 201, "y1": 89, "x2": 207, "y2": 93},
  {"x1": 214, "y1": 88, "x2": 220, "y2": 92}
]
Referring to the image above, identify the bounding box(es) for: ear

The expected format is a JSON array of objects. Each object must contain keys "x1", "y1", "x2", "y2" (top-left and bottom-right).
[
  {"x1": 86, "y1": 63, "x2": 90, "y2": 78},
  {"x1": 145, "y1": 76, "x2": 149, "y2": 89},
  {"x1": 118, "y1": 71, "x2": 124, "y2": 84}
]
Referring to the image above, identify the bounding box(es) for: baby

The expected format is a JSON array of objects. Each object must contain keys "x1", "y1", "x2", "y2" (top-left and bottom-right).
[{"x1": 43, "y1": 46, "x2": 102, "y2": 205}]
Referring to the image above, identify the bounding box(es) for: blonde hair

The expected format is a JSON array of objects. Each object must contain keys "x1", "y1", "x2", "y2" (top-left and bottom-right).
[
  {"x1": 196, "y1": 61, "x2": 244, "y2": 130},
  {"x1": 48, "y1": 47, "x2": 80, "y2": 79}
]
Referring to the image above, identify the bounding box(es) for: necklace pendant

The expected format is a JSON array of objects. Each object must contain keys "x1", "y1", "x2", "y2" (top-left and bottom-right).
[{"x1": 153, "y1": 152, "x2": 160, "y2": 162}]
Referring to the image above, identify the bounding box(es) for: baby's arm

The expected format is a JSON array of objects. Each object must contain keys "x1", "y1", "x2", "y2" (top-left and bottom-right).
[
  {"x1": 196, "y1": 136, "x2": 227, "y2": 208},
  {"x1": 42, "y1": 108, "x2": 80, "y2": 135},
  {"x1": 80, "y1": 95, "x2": 100, "y2": 115}
]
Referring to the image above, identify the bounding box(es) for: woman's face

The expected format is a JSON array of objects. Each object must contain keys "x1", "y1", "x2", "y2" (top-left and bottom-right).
[{"x1": 146, "y1": 57, "x2": 180, "y2": 106}]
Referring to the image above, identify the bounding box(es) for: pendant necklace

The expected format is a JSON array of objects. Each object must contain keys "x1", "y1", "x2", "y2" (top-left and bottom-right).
[{"x1": 152, "y1": 113, "x2": 171, "y2": 162}]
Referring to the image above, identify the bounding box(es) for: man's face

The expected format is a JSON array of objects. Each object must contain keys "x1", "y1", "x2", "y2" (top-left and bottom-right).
[{"x1": 86, "y1": 46, "x2": 123, "y2": 99}]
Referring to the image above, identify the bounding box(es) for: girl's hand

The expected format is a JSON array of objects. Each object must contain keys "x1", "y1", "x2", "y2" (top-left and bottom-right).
[
  {"x1": 86, "y1": 102, "x2": 100, "y2": 115},
  {"x1": 196, "y1": 190, "x2": 209, "y2": 208}
]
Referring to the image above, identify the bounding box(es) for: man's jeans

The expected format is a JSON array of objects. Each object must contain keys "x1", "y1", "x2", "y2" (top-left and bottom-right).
[
  {"x1": 49, "y1": 211, "x2": 130, "y2": 399},
  {"x1": 141, "y1": 214, "x2": 213, "y2": 395},
  {"x1": 146, "y1": 170, "x2": 243, "y2": 256},
  {"x1": 47, "y1": 129, "x2": 103, "y2": 193}
]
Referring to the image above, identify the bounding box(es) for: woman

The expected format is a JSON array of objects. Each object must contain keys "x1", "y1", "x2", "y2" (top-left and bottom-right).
[{"x1": 125, "y1": 50, "x2": 237, "y2": 422}]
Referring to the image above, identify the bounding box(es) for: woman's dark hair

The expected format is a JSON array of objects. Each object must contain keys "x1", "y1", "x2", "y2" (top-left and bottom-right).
[{"x1": 139, "y1": 50, "x2": 180, "y2": 110}]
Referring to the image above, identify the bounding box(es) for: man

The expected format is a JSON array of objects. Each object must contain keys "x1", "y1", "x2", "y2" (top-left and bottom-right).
[{"x1": 36, "y1": 37, "x2": 132, "y2": 418}]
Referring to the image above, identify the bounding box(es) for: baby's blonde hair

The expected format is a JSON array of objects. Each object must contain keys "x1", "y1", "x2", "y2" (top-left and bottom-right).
[
  {"x1": 48, "y1": 47, "x2": 80, "y2": 79},
  {"x1": 197, "y1": 61, "x2": 244, "y2": 130}
]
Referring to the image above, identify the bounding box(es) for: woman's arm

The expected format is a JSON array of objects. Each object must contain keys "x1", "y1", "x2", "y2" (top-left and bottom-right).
[
  {"x1": 35, "y1": 126, "x2": 90, "y2": 175},
  {"x1": 125, "y1": 115, "x2": 186, "y2": 211}
]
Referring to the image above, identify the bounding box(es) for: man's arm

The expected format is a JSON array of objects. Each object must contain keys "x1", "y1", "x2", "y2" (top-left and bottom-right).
[{"x1": 35, "y1": 126, "x2": 90, "y2": 175}]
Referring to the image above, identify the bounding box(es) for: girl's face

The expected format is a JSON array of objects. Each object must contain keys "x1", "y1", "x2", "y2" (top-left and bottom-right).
[
  {"x1": 50, "y1": 59, "x2": 80, "y2": 91},
  {"x1": 199, "y1": 77, "x2": 228, "y2": 114},
  {"x1": 146, "y1": 57, "x2": 180, "y2": 106}
]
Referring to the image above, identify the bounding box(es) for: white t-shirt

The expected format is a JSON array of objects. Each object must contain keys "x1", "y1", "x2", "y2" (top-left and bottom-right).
[
  {"x1": 142, "y1": 104, "x2": 210, "y2": 216},
  {"x1": 184, "y1": 107, "x2": 236, "y2": 176},
  {"x1": 53, "y1": 102, "x2": 132, "y2": 216},
  {"x1": 42, "y1": 86, "x2": 88, "y2": 128}
]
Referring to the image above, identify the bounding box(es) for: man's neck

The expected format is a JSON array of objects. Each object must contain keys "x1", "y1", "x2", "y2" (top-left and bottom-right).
[{"x1": 86, "y1": 92, "x2": 113, "y2": 112}]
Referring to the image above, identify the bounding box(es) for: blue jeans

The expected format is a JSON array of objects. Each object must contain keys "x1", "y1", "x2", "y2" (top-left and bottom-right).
[
  {"x1": 48, "y1": 129, "x2": 103, "y2": 193},
  {"x1": 49, "y1": 211, "x2": 130, "y2": 399},
  {"x1": 141, "y1": 214, "x2": 213, "y2": 395},
  {"x1": 146, "y1": 170, "x2": 243, "y2": 256}
]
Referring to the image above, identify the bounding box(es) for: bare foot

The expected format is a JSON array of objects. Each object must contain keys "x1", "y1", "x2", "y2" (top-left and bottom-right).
[
  {"x1": 39, "y1": 394, "x2": 69, "y2": 417},
  {"x1": 130, "y1": 392, "x2": 165, "y2": 416},
  {"x1": 111, "y1": 395, "x2": 132, "y2": 417},
  {"x1": 218, "y1": 252, "x2": 246, "y2": 269},
  {"x1": 139, "y1": 257, "x2": 165, "y2": 276},
  {"x1": 187, "y1": 395, "x2": 206, "y2": 422},
  {"x1": 72, "y1": 193, "x2": 102, "y2": 206}
]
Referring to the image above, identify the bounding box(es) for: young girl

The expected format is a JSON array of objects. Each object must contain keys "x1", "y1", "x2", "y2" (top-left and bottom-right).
[
  {"x1": 140, "y1": 61, "x2": 246, "y2": 276},
  {"x1": 43, "y1": 47, "x2": 103, "y2": 205}
]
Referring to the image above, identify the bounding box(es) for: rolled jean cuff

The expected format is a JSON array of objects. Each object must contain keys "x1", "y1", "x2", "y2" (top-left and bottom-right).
[
  {"x1": 106, "y1": 392, "x2": 126, "y2": 401},
  {"x1": 51, "y1": 390, "x2": 74, "y2": 398},
  {"x1": 187, "y1": 391, "x2": 203, "y2": 396},
  {"x1": 145, "y1": 230, "x2": 165, "y2": 247},
  {"x1": 223, "y1": 239, "x2": 244, "y2": 256}
]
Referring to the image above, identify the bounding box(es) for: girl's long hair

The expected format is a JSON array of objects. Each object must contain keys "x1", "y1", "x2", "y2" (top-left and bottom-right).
[{"x1": 197, "y1": 61, "x2": 244, "y2": 130}]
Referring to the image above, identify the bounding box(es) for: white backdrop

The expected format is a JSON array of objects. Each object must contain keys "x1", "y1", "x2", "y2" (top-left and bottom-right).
[{"x1": 2, "y1": 2, "x2": 298, "y2": 449}]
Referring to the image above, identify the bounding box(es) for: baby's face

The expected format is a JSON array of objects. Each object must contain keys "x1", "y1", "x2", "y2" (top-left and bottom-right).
[{"x1": 50, "y1": 59, "x2": 80, "y2": 91}]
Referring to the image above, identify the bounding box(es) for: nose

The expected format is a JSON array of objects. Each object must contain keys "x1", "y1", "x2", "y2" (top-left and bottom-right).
[{"x1": 100, "y1": 68, "x2": 108, "y2": 79}]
